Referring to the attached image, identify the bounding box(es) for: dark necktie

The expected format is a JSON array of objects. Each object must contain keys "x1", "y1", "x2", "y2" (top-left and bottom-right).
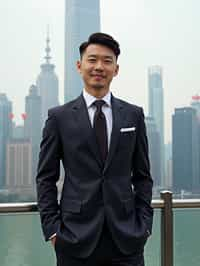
[{"x1": 93, "y1": 100, "x2": 108, "y2": 163}]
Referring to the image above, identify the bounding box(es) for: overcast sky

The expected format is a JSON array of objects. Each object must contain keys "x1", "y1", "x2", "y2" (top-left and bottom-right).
[{"x1": 0, "y1": 0, "x2": 200, "y2": 143}]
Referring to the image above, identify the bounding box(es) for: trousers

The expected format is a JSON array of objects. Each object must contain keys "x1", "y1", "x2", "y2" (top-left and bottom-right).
[{"x1": 55, "y1": 222, "x2": 145, "y2": 266}]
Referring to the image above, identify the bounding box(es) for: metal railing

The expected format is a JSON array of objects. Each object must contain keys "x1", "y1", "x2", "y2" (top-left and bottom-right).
[{"x1": 0, "y1": 191, "x2": 200, "y2": 266}]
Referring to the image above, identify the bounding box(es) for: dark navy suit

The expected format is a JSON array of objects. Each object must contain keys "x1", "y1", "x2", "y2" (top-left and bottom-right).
[{"x1": 36, "y1": 94, "x2": 153, "y2": 264}]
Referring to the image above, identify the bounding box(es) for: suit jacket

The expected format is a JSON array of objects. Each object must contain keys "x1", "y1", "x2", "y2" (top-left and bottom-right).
[{"x1": 36, "y1": 94, "x2": 153, "y2": 258}]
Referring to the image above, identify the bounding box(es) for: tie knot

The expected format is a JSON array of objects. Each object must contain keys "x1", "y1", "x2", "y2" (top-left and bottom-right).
[{"x1": 93, "y1": 100, "x2": 106, "y2": 111}]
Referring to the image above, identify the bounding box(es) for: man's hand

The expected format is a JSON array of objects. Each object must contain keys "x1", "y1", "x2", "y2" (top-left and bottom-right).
[{"x1": 51, "y1": 236, "x2": 57, "y2": 247}]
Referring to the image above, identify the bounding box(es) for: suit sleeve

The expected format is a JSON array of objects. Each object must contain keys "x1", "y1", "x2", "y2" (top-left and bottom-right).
[
  {"x1": 131, "y1": 107, "x2": 154, "y2": 234},
  {"x1": 36, "y1": 110, "x2": 62, "y2": 241}
]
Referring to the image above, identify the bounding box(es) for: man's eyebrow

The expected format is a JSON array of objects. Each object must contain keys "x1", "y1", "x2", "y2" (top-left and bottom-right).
[
  {"x1": 103, "y1": 55, "x2": 113, "y2": 59},
  {"x1": 87, "y1": 54, "x2": 114, "y2": 59}
]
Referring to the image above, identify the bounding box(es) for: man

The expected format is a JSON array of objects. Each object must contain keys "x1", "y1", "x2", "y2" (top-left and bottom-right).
[{"x1": 36, "y1": 32, "x2": 153, "y2": 266}]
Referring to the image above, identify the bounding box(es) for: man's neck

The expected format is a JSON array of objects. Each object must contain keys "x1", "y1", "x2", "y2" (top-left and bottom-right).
[{"x1": 84, "y1": 87, "x2": 109, "y2": 99}]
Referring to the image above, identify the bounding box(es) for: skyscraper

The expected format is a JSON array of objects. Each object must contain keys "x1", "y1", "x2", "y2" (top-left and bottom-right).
[
  {"x1": 172, "y1": 107, "x2": 200, "y2": 193},
  {"x1": 24, "y1": 85, "x2": 42, "y2": 181},
  {"x1": 64, "y1": 0, "x2": 100, "y2": 102},
  {"x1": 145, "y1": 116, "x2": 161, "y2": 188},
  {"x1": 36, "y1": 33, "x2": 59, "y2": 126},
  {"x1": 148, "y1": 66, "x2": 165, "y2": 186},
  {"x1": 191, "y1": 95, "x2": 200, "y2": 192},
  {"x1": 0, "y1": 93, "x2": 13, "y2": 188}
]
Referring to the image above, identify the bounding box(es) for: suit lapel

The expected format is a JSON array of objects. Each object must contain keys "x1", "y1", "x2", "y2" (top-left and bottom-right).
[
  {"x1": 71, "y1": 95, "x2": 103, "y2": 168},
  {"x1": 103, "y1": 96, "x2": 124, "y2": 173}
]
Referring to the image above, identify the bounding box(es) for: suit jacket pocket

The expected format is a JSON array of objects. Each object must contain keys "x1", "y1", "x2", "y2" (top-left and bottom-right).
[
  {"x1": 61, "y1": 199, "x2": 81, "y2": 213},
  {"x1": 118, "y1": 131, "x2": 136, "y2": 150}
]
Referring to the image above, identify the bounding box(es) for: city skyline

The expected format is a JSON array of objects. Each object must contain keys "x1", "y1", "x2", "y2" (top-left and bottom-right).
[{"x1": 1, "y1": 0, "x2": 200, "y2": 143}]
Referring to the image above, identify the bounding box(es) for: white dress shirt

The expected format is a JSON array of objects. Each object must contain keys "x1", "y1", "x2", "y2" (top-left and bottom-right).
[{"x1": 83, "y1": 88, "x2": 113, "y2": 149}]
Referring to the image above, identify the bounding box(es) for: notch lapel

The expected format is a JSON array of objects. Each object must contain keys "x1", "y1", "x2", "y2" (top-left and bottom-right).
[
  {"x1": 72, "y1": 95, "x2": 103, "y2": 168},
  {"x1": 103, "y1": 96, "x2": 124, "y2": 173}
]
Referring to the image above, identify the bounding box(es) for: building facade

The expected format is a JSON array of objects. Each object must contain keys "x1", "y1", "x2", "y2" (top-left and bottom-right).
[
  {"x1": 0, "y1": 93, "x2": 13, "y2": 188},
  {"x1": 145, "y1": 116, "x2": 162, "y2": 188},
  {"x1": 148, "y1": 66, "x2": 165, "y2": 186},
  {"x1": 165, "y1": 142, "x2": 173, "y2": 189},
  {"x1": 24, "y1": 85, "x2": 42, "y2": 181},
  {"x1": 172, "y1": 107, "x2": 200, "y2": 193},
  {"x1": 6, "y1": 139, "x2": 32, "y2": 193},
  {"x1": 13, "y1": 124, "x2": 24, "y2": 139},
  {"x1": 64, "y1": 0, "x2": 100, "y2": 102}
]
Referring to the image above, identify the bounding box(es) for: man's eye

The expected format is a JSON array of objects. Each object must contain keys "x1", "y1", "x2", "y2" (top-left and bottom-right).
[
  {"x1": 88, "y1": 58, "x2": 96, "y2": 62},
  {"x1": 104, "y1": 59, "x2": 112, "y2": 63}
]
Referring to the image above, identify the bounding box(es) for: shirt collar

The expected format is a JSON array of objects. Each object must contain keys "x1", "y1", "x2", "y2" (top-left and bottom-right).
[{"x1": 83, "y1": 88, "x2": 111, "y2": 108}]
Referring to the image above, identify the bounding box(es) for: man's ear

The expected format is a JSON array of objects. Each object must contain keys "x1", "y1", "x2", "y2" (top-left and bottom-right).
[
  {"x1": 114, "y1": 64, "x2": 119, "y2": 77},
  {"x1": 76, "y1": 60, "x2": 81, "y2": 74}
]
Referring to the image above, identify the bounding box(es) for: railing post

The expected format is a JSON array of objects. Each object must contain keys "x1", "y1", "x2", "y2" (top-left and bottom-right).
[{"x1": 160, "y1": 190, "x2": 173, "y2": 266}]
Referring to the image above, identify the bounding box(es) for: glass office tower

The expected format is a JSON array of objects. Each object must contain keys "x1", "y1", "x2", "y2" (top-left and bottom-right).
[{"x1": 64, "y1": 0, "x2": 100, "y2": 102}]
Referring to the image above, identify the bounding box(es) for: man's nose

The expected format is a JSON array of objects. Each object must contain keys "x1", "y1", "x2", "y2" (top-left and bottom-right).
[{"x1": 94, "y1": 60, "x2": 104, "y2": 70}]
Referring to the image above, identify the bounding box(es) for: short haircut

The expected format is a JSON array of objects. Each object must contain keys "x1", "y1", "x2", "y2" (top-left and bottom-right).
[{"x1": 79, "y1": 32, "x2": 120, "y2": 60}]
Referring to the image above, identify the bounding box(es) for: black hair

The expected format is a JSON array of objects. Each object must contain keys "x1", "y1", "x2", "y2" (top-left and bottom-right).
[{"x1": 79, "y1": 32, "x2": 120, "y2": 60}]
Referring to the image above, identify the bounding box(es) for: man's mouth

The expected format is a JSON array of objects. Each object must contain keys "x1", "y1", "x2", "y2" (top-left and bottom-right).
[{"x1": 91, "y1": 74, "x2": 105, "y2": 79}]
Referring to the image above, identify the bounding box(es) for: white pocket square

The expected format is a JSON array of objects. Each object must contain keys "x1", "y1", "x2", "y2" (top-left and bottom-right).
[{"x1": 120, "y1": 127, "x2": 136, "y2": 132}]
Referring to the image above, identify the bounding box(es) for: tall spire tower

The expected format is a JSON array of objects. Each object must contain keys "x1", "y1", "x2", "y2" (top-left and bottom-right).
[
  {"x1": 44, "y1": 25, "x2": 51, "y2": 64},
  {"x1": 36, "y1": 28, "x2": 59, "y2": 126}
]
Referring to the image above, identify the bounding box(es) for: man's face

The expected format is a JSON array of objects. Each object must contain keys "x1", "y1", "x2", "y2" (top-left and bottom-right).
[{"x1": 77, "y1": 44, "x2": 119, "y2": 93}]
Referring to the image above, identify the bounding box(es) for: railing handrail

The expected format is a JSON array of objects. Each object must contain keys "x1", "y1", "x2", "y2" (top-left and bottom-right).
[
  {"x1": 0, "y1": 202, "x2": 37, "y2": 213},
  {"x1": 172, "y1": 199, "x2": 200, "y2": 208},
  {"x1": 0, "y1": 198, "x2": 200, "y2": 213},
  {"x1": 1, "y1": 192, "x2": 200, "y2": 266}
]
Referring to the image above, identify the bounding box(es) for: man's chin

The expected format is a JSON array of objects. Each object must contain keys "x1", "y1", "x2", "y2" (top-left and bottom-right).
[{"x1": 91, "y1": 84, "x2": 105, "y2": 90}]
